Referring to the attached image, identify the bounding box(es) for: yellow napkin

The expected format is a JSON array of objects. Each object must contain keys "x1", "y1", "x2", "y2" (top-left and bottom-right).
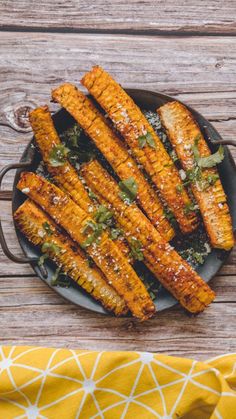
[{"x1": 0, "y1": 346, "x2": 235, "y2": 418}]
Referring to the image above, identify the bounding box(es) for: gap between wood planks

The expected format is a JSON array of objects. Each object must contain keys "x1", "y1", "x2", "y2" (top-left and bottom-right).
[{"x1": 0, "y1": 26, "x2": 236, "y2": 37}]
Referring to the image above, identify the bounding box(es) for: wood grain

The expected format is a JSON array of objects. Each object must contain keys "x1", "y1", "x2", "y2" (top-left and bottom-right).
[
  {"x1": 0, "y1": 275, "x2": 235, "y2": 359},
  {"x1": 0, "y1": 33, "x2": 236, "y2": 190},
  {"x1": 0, "y1": 1, "x2": 235, "y2": 34}
]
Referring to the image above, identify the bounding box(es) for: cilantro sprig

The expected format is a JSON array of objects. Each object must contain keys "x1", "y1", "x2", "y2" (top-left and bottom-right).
[
  {"x1": 110, "y1": 228, "x2": 123, "y2": 240},
  {"x1": 119, "y1": 177, "x2": 138, "y2": 204},
  {"x1": 38, "y1": 242, "x2": 61, "y2": 266},
  {"x1": 81, "y1": 220, "x2": 103, "y2": 248},
  {"x1": 48, "y1": 144, "x2": 70, "y2": 167},
  {"x1": 129, "y1": 237, "x2": 144, "y2": 261},
  {"x1": 192, "y1": 136, "x2": 224, "y2": 168},
  {"x1": 81, "y1": 206, "x2": 114, "y2": 248},
  {"x1": 179, "y1": 135, "x2": 224, "y2": 192},
  {"x1": 138, "y1": 132, "x2": 156, "y2": 149},
  {"x1": 61, "y1": 124, "x2": 82, "y2": 148},
  {"x1": 94, "y1": 205, "x2": 113, "y2": 225}
]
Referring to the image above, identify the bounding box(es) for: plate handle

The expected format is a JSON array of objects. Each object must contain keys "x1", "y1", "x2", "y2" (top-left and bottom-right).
[
  {"x1": 212, "y1": 139, "x2": 236, "y2": 147},
  {"x1": 0, "y1": 162, "x2": 47, "y2": 277}
]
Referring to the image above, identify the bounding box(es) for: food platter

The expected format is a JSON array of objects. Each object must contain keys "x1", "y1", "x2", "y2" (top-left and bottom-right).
[{"x1": 1, "y1": 88, "x2": 236, "y2": 315}]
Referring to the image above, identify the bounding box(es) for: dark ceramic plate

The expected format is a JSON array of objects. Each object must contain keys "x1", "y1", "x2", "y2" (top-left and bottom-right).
[{"x1": 1, "y1": 89, "x2": 236, "y2": 314}]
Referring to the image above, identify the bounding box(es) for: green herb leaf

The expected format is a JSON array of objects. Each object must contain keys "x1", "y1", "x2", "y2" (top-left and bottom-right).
[
  {"x1": 48, "y1": 144, "x2": 70, "y2": 167},
  {"x1": 94, "y1": 205, "x2": 113, "y2": 225},
  {"x1": 129, "y1": 237, "x2": 144, "y2": 261},
  {"x1": 192, "y1": 252, "x2": 204, "y2": 264},
  {"x1": 197, "y1": 146, "x2": 224, "y2": 168},
  {"x1": 192, "y1": 134, "x2": 201, "y2": 161},
  {"x1": 38, "y1": 242, "x2": 61, "y2": 267},
  {"x1": 138, "y1": 132, "x2": 156, "y2": 149},
  {"x1": 176, "y1": 184, "x2": 183, "y2": 193},
  {"x1": 146, "y1": 132, "x2": 156, "y2": 149},
  {"x1": 138, "y1": 135, "x2": 147, "y2": 148},
  {"x1": 184, "y1": 202, "x2": 198, "y2": 215},
  {"x1": 51, "y1": 267, "x2": 61, "y2": 286},
  {"x1": 41, "y1": 242, "x2": 61, "y2": 255},
  {"x1": 110, "y1": 228, "x2": 123, "y2": 240},
  {"x1": 192, "y1": 136, "x2": 224, "y2": 168},
  {"x1": 38, "y1": 253, "x2": 49, "y2": 267},
  {"x1": 206, "y1": 174, "x2": 219, "y2": 186},
  {"x1": 81, "y1": 220, "x2": 103, "y2": 249},
  {"x1": 119, "y1": 177, "x2": 138, "y2": 204},
  {"x1": 61, "y1": 124, "x2": 82, "y2": 148},
  {"x1": 163, "y1": 208, "x2": 176, "y2": 226},
  {"x1": 42, "y1": 221, "x2": 53, "y2": 236}
]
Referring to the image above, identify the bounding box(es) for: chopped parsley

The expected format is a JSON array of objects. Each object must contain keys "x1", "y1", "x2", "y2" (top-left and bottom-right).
[
  {"x1": 81, "y1": 207, "x2": 115, "y2": 248},
  {"x1": 192, "y1": 136, "x2": 224, "y2": 168},
  {"x1": 176, "y1": 184, "x2": 183, "y2": 193},
  {"x1": 94, "y1": 205, "x2": 113, "y2": 225},
  {"x1": 110, "y1": 228, "x2": 123, "y2": 240},
  {"x1": 119, "y1": 177, "x2": 138, "y2": 204},
  {"x1": 61, "y1": 124, "x2": 82, "y2": 148},
  {"x1": 206, "y1": 174, "x2": 219, "y2": 186},
  {"x1": 181, "y1": 136, "x2": 225, "y2": 191},
  {"x1": 184, "y1": 202, "x2": 199, "y2": 215},
  {"x1": 41, "y1": 242, "x2": 61, "y2": 254},
  {"x1": 129, "y1": 237, "x2": 144, "y2": 261},
  {"x1": 178, "y1": 136, "x2": 224, "y2": 192},
  {"x1": 81, "y1": 220, "x2": 103, "y2": 248},
  {"x1": 48, "y1": 144, "x2": 70, "y2": 167},
  {"x1": 137, "y1": 263, "x2": 161, "y2": 301},
  {"x1": 138, "y1": 132, "x2": 156, "y2": 149},
  {"x1": 60, "y1": 123, "x2": 96, "y2": 165},
  {"x1": 38, "y1": 242, "x2": 61, "y2": 266}
]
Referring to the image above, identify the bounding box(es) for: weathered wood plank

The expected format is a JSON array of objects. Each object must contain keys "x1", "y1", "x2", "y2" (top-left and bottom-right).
[
  {"x1": 0, "y1": 33, "x2": 236, "y2": 190},
  {"x1": 0, "y1": 276, "x2": 235, "y2": 359},
  {"x1": 0, "y1": 1, "x2": 235, "y2": 34}
]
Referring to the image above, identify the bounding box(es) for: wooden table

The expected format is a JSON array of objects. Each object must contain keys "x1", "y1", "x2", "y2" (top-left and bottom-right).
[{"x1": 0, "y1": 1, "x2": 235, "y2": 360}]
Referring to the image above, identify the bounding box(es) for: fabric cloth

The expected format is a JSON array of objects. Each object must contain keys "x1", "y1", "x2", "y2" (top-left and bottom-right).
[{"x1": 0, "y1": 346, "x2": 235, "y2": 418}]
